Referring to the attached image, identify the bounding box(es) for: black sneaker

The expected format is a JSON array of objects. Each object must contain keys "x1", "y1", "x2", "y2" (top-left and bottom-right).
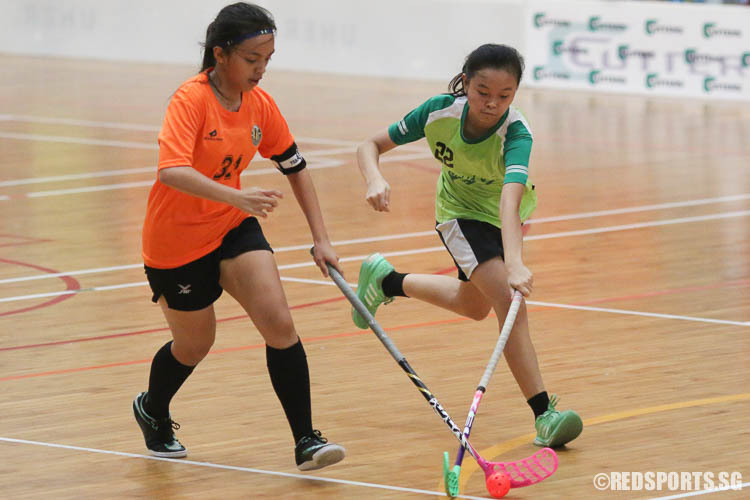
[
  {"x1": 294, "y1": 430, "x2": 345, "y2": 471},
  {"x1": 132, "y1": 392, "x2": 187, "y2": 458}
]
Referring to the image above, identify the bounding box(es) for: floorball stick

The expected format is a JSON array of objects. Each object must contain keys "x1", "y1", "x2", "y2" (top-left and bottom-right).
[
  {"x1": 444, "y1": 291, "x2": 523, "y2": 497},
  {"x1": 317, "y1": 254, "x2": 558, "y2": 490}
]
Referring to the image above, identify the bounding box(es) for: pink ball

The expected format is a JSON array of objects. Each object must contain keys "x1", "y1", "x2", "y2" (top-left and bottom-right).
[{"x1": 486, "y1": 470, "x2": 511, "y2": 498}]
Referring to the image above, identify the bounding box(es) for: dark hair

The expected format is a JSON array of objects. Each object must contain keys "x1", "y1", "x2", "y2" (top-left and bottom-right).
[
  {"x1": 448, "y1": 44, "x2": 525, "y2": 96},
  {"x1": 200, "y1": 3, "x2": 276, "y2": 71}
]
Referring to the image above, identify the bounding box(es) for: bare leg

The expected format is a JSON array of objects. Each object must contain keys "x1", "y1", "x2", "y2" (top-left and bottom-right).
[
  {"x1": 402, "y1": 274, "x2": 492, "y2": 321},
  {"x1": 398, "y1": 262, "x2": 544, "y2": 398},
  {"x1": 396, "y1": 257, "x2": 581, "y2": 446},
  {"x1": 219, "y1": 249, "x2": 346, "y2": 470},
  {"x1": 463, "y1": 258, "x2": 545, "y2": 399},
  {"x1": 159, "y1": 299, "x2": 216, "y2": 365},
  {"x1": 219, "y1": 250, "x2": 297, "y2": 348},
  {"x1": 134, "y1": 300, "x2": 216, "y2": 457}
]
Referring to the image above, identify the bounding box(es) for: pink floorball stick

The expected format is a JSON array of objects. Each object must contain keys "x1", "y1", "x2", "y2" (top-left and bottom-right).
[
  {"x1": 318, "y1": 253, "x2": 558, "y2": 495},
  {"x1": 444, "y1": 291, "x2": 557, "y2": 496}
]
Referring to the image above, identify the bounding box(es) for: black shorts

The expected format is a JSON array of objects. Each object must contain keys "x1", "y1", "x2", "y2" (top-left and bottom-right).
[
  {"x1": 435, "y1": 219, "x2": 505, "y2": 282},
  {"x1": 144, "y1": 217, "x2": 273, "y2": 311}
]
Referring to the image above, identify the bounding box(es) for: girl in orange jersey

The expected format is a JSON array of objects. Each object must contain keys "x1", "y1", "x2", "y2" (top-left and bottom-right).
[{"x1": 134, "y1": 3, "x2": 345, "y2": 471}]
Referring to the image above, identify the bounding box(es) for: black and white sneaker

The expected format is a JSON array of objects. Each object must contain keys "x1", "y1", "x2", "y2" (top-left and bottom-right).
[
  {"x1": 294, "y1": 430, "x2": 345, "y2": 471},
  {"x1": 132, "y1": 392, "x2": 187, "y2": 458}
]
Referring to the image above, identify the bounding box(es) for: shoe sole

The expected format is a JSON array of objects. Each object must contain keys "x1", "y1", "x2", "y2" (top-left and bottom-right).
[
  {"x1": 533, "y1": 412, "x2": 583, "y2": 448},
  {"x1": 297, "y1": 444, "x2": 346, "y2": 471},
  {"x1": 148, "y1": 448, "x2": 188, "y2": 458}
]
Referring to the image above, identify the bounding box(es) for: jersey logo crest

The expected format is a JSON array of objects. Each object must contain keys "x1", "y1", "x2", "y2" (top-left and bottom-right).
[
  {"x1": 204, "y1": 129, "x2": 223, "y2": 141},
  {"x1": 251, "y1": 125, "x2": 262, "y2": 146}
]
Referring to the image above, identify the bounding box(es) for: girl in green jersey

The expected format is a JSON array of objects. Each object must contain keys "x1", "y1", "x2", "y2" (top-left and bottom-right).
[{"x1": 354, "y1": 44, "x2": 582, "y2": 448}]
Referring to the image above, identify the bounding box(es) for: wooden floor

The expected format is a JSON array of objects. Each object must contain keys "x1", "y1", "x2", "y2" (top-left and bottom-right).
[{"x1": 1, "y1": 54, "x2": 748, "y2": 499}]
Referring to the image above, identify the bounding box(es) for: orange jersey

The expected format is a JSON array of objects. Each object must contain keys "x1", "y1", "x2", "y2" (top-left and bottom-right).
[{"x1": 142, "y1": 71, "x2": 297, "y2": 268}]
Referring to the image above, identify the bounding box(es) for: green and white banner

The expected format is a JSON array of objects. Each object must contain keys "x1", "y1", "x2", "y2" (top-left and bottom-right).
[{"x1": 525, "y1": 0, "x2": 750, "y2": 100}]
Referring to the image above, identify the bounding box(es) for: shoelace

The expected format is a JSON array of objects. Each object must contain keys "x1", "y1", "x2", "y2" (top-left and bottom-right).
[
  {"x1": 311, "y1": 429, "x2": 327, "y2": 443},
  {"x1": 539, "y1": 395, "x2": 561, "y2": 421},
  {"x1": 139, "y1": 397, "x2": 180, "y2": 432},
  {"x1": 548, "y1": 394, "x2": 559, "y2": 411},
  {"x1": 152, "y1": 417, "x2": 180, "y2": 434},
  {"x1": 299, "y1": 429, "x2": 327, "y2": 447}
]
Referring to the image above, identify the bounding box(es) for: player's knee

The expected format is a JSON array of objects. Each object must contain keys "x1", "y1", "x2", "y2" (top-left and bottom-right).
[
  {"x1": 189, "y1": 343, "x2": 213, "y2": 364},
  {"x1": 271, "y1": 311, "x2": 295, "y2": 334},
  {"x1": 261, "y1": 311, "x2": 297, "y2": 346},
  {"x1": 173, "y1": 337, "x2": 214, "y2": 365}
]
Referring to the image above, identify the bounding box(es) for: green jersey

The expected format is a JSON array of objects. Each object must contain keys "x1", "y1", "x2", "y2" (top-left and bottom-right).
[{"x1": 388, "y1": 94, "x2": 537, "y2": 228}]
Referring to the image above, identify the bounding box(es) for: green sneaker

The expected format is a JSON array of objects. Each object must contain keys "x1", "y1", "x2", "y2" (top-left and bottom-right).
[
  {"x1": 533, "y1": 394, "x2": 583, "y2": 448},
  {"x1": 351, "y1": 253, "x2": 395, "y2": 329}
]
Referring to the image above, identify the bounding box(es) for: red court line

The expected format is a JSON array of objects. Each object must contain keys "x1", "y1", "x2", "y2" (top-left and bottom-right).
[
  {"x1": 0, "y1": 326, "x2": 171, "y2": 352},
  {"x1": 0, "y1": 358, "x2": 154, "y2": 381},
  {"x1": 0, "y1": 258, "x2": 80, "y2": 317},
  {"x1": 0, "y1": 296, "x2": 346, "y2": 352},
  {"x1": 0, "y1": 310, "x2": 475, "y2": 382},
  {"x1": 435, "y1": 266, "x2": 456, "y2": 275},
  {"x1": 3, "y1": 268, "x2": 747, "y2": 352},
  {"x1": 0, "y1": 234, "x2": 52, "y2": 248},
  {"x1": 213, "y1": 315, "x2": 476, "y2": 355},
  {"x1": 2, "y1": 273, "x2": 746, "y2": 382},
  {"x1": 3, "y1": 272, "x2": 747, "y2": 381}
]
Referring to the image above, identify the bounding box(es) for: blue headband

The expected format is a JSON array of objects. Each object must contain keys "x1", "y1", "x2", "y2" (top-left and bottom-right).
[{"x1": 225, "y1": 28, "x2": 276, "y2": 46}]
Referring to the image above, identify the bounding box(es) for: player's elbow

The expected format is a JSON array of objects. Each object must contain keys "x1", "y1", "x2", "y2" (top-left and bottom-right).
[
  {"x1": 357, "y1": 140, "x2": 376, "y2": 157},
  {"x1": 158, "y1": 166, "x2": 186, "y2": 186}
]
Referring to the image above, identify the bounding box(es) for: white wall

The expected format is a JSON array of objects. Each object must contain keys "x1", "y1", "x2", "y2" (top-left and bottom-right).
[
  {"x1": 0, "y1": 0, "x2": 526, "y2": 81},
  {"x1": 2, "y1": 0, "x2": 747, "y2": 99}
]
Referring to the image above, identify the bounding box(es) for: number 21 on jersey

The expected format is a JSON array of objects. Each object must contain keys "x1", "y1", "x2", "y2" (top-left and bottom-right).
[{"x1": 213, "y1": 154, "x2": 243, "y2": 180}]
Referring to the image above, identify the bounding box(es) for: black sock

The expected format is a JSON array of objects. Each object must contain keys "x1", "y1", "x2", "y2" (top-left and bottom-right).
[
  {"x1": 381, "y1": 271, "x2": 409, "y2": 298},
  {"x1": 527, "y1": 391, "x2": 550, "y2": 420},
  {"x1": 144, "y1": 341, "x2": 195, "y2": 419},
  {"x1": 266, "y1": 339, "x2": 313, "y2": 444}
]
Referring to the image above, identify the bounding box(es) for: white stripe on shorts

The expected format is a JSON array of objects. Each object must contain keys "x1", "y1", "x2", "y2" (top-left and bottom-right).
[{"x1": 436, "y1": 219, "x2": 479, "y2": 279}]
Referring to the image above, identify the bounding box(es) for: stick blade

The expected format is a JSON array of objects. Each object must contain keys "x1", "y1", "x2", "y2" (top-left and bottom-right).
[
  {"x1": 442, "y1": 452, "x2": 461, "y2": 497},
  {"x1": 442, "y1": 451, "x2": 451, "y2": 496},
  {"x1": 447, "y1": 466, "x2": 461, "y2": 497},
  {"x1": 481, "y1": 447, "x2": 558, "y2": 488}
]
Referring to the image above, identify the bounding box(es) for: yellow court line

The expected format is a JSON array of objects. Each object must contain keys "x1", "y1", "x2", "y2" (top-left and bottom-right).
[{"x1": 441, "y1": 393, "x2": 750, "y2": 493}]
